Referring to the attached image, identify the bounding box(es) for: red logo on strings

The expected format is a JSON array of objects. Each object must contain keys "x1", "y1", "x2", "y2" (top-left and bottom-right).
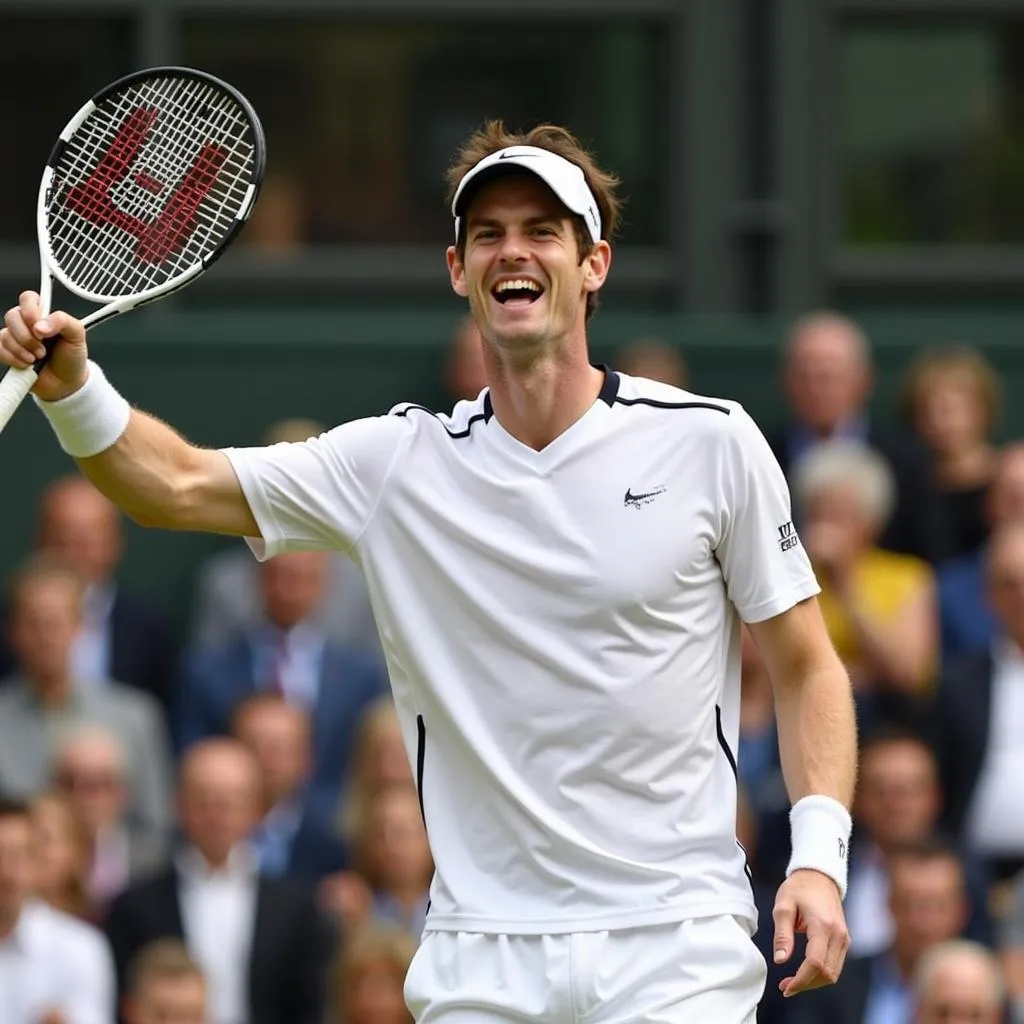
[{"x1": 64, "y1": 105, "x2": 227, "y2": 266}]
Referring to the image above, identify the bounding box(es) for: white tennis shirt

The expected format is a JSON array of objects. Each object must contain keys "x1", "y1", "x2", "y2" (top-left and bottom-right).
[{"x1": 223, "y1": 369, "x2": 820, "y2": 934}]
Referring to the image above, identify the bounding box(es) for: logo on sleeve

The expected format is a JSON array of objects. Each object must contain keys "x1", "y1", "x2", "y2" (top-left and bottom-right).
[
  {"x1": 838, "y1": 838, "x2": 847, "y2": 861},
  {"x1": 777, "y1": 521, "x2": 800, "y2": 552}
]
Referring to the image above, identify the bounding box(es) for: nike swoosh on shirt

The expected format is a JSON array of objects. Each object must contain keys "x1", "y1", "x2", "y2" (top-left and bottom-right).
[{"x1": 624, "y1": 487, "x2": 667, "y2": 504}]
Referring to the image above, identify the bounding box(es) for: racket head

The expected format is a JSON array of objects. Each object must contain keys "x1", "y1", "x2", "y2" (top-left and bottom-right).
[{"x1": 38, "y1": 66, "x2": 266, "y2": 314}]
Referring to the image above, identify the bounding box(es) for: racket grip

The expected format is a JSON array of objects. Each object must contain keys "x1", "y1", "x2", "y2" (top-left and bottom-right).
[{"x1": 0, "y1": 365, "x2": 40, "y2": 433}]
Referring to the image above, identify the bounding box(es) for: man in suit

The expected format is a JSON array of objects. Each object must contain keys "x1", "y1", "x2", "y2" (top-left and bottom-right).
[
  {"x1": 0, "y1": 476, "x2": 177, "y2": 714},
  {"x1": 178, "y1": 550, "x2": 387, "y2": 821},
  {"x1": 938, "y1": 520, "x2": 1024, "y2": 884},
  {"x1": 787, "y1": 840, "x2": 970, "y2": 1024},
  {"x1": 0, "y1": 555, "x2": 172, "y2": 841},
  {"x1": 105, "y1": 739, "x2": 334, "y2": 1024},
  {"x1": 52, "y1": 724, "x2": 167, "y2": 916},
  {"x1": 232, "y1": 693, "x2": 346, "y2": 881},
  {"x1": 770, "y1": 312, "x2": 948, "y2": 565}
]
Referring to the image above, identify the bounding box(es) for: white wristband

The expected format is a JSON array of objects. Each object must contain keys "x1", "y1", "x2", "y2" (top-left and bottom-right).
[
  {"x1": 785, "y1": 795, "x2": 852, "y2": 899},
  {"x1": 33, "y1": 361, "x2": 131, "y2": 458}
]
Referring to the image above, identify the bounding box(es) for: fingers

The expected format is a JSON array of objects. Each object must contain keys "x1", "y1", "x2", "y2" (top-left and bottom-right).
[
  {"x1": 33, "y1": 310, "x2": 84, "y2": 348},
  {"x1": 0, "y1": 299, "x2": 86, "y2": 372},
  {"x1": 771, "y1": 894, "x2": 796, "y2": 965},
  {"x1": 778, "y1": 916, "x2": 851, "y2": 998},
  {"x1": 2, "y1": 309, "x2": 42, "y2": 368}
]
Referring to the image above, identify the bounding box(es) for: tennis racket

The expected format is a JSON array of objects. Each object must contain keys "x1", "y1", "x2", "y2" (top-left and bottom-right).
[{"x1": 0, "y1": 65, "x2": 266, "y2": 433}]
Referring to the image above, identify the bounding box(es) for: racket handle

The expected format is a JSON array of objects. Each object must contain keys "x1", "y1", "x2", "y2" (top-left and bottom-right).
[{"x1": 0, "y1": 365, "x2": 40, "y2": 433}]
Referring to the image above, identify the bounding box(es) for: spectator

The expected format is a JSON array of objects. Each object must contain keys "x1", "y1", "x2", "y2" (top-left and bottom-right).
[
  {"x1": 939, "y1": 442, "x2": 1024, "y2": 659},
  {"x1": 443, "y1": 314, "x2": 486, "y2": 403},
  {"x1": 189, "y1": 418, "x2": 380, "y2": 657},
  {"x1": 123, "y1": 939, "x2": 207, "y2": 1024},
  {"x1": 901, "y1": 346, "x2": 1002, "y2": 560},
  {"x1": 0, "y1": 797, "x2": 115, "y2": 1024},
  {"x1": 939, "y1": 520, "x2": 1024, "y2": 884},
  {"x1": 179, "y1": 549, "x2": 387, "y2": 822},
  {"x1": 787, "y1": 839, "x2": 970, "y2": 1024},
  {"x1": 105, "y1": 739, "x2": 333, "y2": 1024},
  {"x1": 0, "y1": 476, "x2": 177, "y2": 713},
  {"x1": 847, "y1": 728, "x2": 991, "y2": 959},
  {"x1": 233, "y1": 693, "x2": 346, "y2": 881},
  {"x1": 614, "y1": 337, "x2": 690, "y2": 388},
  {"x1": 792, "y1": 440, "x2": 937, "y2": 731},
  {"x1": 333, "y1": 926, "x2": 416, "y2": 1024},
  {"x1": 1001, "y1": 869, "x2": 1024, "y2": 1021},
  {"x1": 29, "y1": 791, "x2": 91, "y2": 921},
  {"x1": 52, "y1": 725, "x2": 166, "y2": 916},
  {"x1": 322, "y1": 783, "x2": 432, "y2": 941},
  {"x1": 0, "y1": 555, "x2": 172, "y2": 840},
  {"x1": 914, "y1": 940, "x2": 1006, "y2": 1024},
  {"x1": 337, "y1": 697, "x2": 414, "y2": 852},
  {"x1": 770, "y1": 311, "x2": 947, "y2": 564}
]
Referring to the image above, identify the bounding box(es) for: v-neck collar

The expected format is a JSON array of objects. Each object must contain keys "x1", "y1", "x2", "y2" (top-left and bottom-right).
[{"x1": 481, "y1": 366, "x2": 620, "y2": 472}]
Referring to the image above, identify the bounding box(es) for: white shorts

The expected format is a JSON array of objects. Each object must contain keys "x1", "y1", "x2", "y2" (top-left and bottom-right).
[{"x1": 404, "y1": 914, "x2": 767, "y2": 1023}]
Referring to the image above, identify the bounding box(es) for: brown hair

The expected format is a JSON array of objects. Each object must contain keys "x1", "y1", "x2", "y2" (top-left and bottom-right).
[
  {"x1": 899, "y1": 345, "x2": 1002, "y2": 437},
  {"x1": 127, "y1": 938, "x2": 204, "y2": 996},
  {"x1": 446, "y1": 120, "x2": 623, "y2": 320},
  {"x1": 333, "y1": 926, "x2": 416, "y2": 1024}
]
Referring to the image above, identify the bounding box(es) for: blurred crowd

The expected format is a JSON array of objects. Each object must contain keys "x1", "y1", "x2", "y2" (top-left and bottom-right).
[{"x1": 0, "y1": 310, "x2": 1022, "y2": 1024}]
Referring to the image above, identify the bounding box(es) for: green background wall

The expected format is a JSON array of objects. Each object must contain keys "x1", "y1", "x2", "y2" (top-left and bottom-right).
[{"x1": 2, "y1": 305, "x2": 1022, "y2": 638}]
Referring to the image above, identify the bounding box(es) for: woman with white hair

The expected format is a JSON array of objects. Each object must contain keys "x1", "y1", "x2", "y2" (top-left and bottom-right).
[{"x1": 793, "y1": 440, "x2": 938, "y2": 723}]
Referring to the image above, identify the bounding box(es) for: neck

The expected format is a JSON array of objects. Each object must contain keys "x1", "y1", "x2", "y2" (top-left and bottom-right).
[
  {"x1": 484, "y1": 337, "x2": 603, "y2": 451},
  {"x1": 893, "y1": 944, "x2": 917, "y2": 982},
  {"x1": 933, "y1": 443, "x2": 996, "y2": 488},
  {"x1": 0, "y1": 904, "x2": 21, "y2": 940},
  {"x1": 29, "y1": 671, "x2": 72, "y2": 707}
]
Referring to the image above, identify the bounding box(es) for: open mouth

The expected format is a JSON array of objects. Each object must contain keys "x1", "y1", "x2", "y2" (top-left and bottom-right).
[{"x1": 491, "y1": 278, "x2": 544, "y2": 307}]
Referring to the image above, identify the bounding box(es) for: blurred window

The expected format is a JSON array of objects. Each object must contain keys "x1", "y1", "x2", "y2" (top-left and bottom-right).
[
  {"x1": 181, "y1": 17, "x2": 672, "y2": 249},
  {"x1": 0, "y1": 17, "x2": 136, "y2": 244},
  {"x1": 839, "y1": 17, "x2": 1024, "y2": 248}
]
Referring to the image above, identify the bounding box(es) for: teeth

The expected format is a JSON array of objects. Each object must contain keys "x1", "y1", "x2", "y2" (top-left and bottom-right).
[{"x1": 495, "y1": 279, "x2": 541, "y2": 293}]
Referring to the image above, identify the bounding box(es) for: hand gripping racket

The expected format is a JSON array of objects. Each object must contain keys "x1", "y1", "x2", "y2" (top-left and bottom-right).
[{"x1": 0, "y1": 66, "x2": 266, "y2": 432}]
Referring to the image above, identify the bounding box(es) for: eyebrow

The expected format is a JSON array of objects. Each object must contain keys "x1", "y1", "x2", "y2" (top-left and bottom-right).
[{"x1": 467, "y1": 214, "x2": 566, "y2": 231}]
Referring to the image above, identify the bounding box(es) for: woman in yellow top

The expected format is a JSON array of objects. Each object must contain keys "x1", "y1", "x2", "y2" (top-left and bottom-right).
[{"x1": 792, "y1": 440, "x2": 938, "y2": 727}]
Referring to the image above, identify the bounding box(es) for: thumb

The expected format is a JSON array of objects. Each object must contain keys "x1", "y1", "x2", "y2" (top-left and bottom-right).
[
  {"x1": 772, "y1": 895, "x2": 796, "y2": 963},
  {"x1": 32, "y1": 311, "x2": 84, "y2": 347}
]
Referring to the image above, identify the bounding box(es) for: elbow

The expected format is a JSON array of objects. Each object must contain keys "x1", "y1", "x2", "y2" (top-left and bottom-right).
[{"x1": 124, "y1": 474, "x2": 199, "y2": 531}]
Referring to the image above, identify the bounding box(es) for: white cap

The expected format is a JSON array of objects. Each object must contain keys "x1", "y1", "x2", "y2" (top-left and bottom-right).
[{"x1": 451, "y1": 145, "x2": 602, "y2": 245}]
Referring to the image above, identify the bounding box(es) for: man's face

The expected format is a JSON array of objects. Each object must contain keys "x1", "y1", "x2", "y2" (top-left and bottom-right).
[
  {"x1": 39, "y1": 484, "x2": 122, "y2": 585},
  {"x1": 890, "y1": 857, "x2": 966, "y2": 965},
  {"x1": 986, "y1": 530, "x2": 1024, "y2": 636},
  {"x1": 179, "y1": 748, "x2": 260, "y2": 865},
  {"x1": 916, "y1": 956, "x2": 1001, "y2": 1024},
  {"x1": 8, "y1": 578, "x2": 81, "y2": 684},
  {"x1": 856, "y1": 740, "x2": 940, "y2": 849},
  {"x1": 234, "y1": 705, "x2": 308, "y2": 807},
  {"x1": 259, "y1": 551, "x2": 327, "y2": 631},
  {"x1": 55, "y1": 739, "x2": 127, "y2": 834},
  {"x1": 447, "y1": 175, "x2": 609, "y2": 356},
  {"x1": 0, "y1": 815, "x2": 34, "y2": 921},
  {"x1": 783, "y1": 323, "x2": 870, "y2": 433},
  {"x1": 127, "y1": 975, "x2": 207, "y2": 1024}
]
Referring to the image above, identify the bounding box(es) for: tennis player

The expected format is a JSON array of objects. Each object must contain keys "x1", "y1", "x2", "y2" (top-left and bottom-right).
[{"x1": 1, "y1": 121, "x2": 856, "y2": 1022}]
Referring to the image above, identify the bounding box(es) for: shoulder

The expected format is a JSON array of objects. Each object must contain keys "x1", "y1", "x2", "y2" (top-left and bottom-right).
[
  {"x1": 938, "y1": 550, "x2": 984, "y2": 588},
  {"x1": 388, "y1": 390, "x2": 490, "y2": 442},
  {"x1": 30, "y1": 901, "x2": 109, "y2": 956},
  {"x1": 612, "y1": 373, "x2": 736, "y2": 423},
  {"x1": 90, "y1": 682, "x2": 164, "y2": 727},
  {"x1": 862, "y1": 548, "x2": 934, "y2": 588}
]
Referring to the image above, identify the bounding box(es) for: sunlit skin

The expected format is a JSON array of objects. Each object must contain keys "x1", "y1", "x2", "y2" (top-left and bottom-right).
[{"x1": 445, "y1": 174, "x2": 611, "y2": 451}]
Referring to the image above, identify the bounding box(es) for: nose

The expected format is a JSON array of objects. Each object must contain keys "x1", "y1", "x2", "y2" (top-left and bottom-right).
[{"x1": 496, "y1": 227, "x2": 529, "y2": 264}]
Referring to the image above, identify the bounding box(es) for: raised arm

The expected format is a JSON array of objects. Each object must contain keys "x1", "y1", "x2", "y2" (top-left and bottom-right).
[{"x1": 1, "y1": 292, "x2": 257, "y2": 535}]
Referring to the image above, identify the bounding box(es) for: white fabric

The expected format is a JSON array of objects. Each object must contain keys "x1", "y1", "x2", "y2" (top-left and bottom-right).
[
  {"x1": 222, "y1": 371, "x2": 819, "y2": 935},
  {"x1": 452, "y1": 145, "x2": 602, "y2": 243},
  {"x1": 786, "y1": 795, "x2": 852, "y2": 898},
  {"x1": 177, "y1": 845, "x2": 257, "y2": 1024},
  {"x1": 404, "y1": 914, "x2": 766, "y2": 1023},
  {"x1": 0, "y1": 898, "x2": 115, "y2": 1024},
  {"x1": 33, "y1": 360, "x2": 131, "y2": 458},
  {"x1": 844, "y1": 844, "x2": 894, "y2": 956},
  {"x1": 966, "y1": 640, "x2": 1024, "y2": 854},
  {"x1": 255, "y1": 621, "x2": 324, "y2": 708}
]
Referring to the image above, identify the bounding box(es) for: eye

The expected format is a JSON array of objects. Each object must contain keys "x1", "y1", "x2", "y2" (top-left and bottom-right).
[{"x1": 532, "y1": 226, "x2": 556, "y2": 237}]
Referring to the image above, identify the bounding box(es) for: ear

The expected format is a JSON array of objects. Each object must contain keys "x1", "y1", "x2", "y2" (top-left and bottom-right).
[
  {"x1": 582, "y1": 240, "x2": 612, "y2": 296},
  {"x1": 446, "y1": 246, "x2": 468, "y2": 298}
]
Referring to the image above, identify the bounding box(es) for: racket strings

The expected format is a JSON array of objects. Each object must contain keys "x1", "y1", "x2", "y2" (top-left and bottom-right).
[{"x1": 47, "y1": 74, "x2": 256, "y2": 300}]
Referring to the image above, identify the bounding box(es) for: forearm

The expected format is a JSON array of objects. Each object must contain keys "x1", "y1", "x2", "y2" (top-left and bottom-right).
[{"x1": 774, "y1": 657, "x2": 858, "y2": 808}]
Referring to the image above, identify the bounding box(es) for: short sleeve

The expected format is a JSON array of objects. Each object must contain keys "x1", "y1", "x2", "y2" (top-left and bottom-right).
[
  {"x1": 714, "y1": 406, "x2": 821, "y2": 623},
  {"x1": 221, "y1": 414, "x2": 412, "y2": 560}
]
